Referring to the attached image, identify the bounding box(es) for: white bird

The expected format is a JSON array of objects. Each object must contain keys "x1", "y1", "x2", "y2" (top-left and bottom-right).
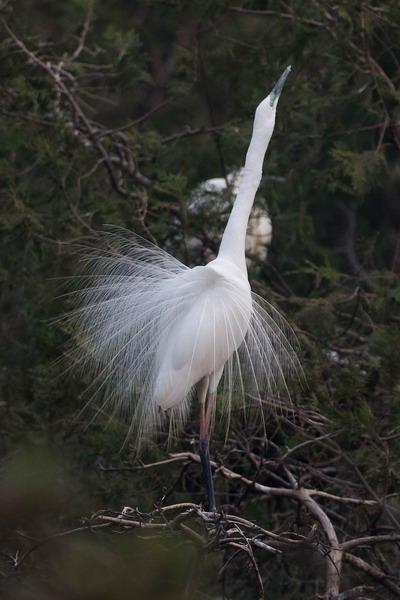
[
  {"x1": 188, "y1": 168, "x2": 273, "y2": 265},
  {"x1": 70, "y1": 67, "x2": 295, "y2": 511}
]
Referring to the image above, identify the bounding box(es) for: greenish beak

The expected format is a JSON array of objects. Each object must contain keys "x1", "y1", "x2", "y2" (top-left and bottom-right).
[{"x1": 269, "y1": 65, "x2": 291, "y2": 107}]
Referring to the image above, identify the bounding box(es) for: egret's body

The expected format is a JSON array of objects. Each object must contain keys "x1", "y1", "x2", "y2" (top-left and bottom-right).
[
  {"x1": 71, "y1": 67, "x2": 294, "y2": 511},
  {"x1": 154, "y1": 260, "x2": 251, "y2": 410}
]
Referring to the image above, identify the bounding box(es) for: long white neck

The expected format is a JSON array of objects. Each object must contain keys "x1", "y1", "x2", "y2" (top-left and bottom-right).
[{"x1": 217, "y1": 110, "x2": 276, "y2": 273}]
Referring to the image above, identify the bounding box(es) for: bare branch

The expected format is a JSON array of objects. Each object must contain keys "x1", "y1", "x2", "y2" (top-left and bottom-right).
[
  {"x1": 229, "y1": 5, "x2": 328, "y2": 29},
  {"x1": 341, "y1": 533, "x2": 400, "y2": 552},
  {"x1": 161, "y1": 123, "x2": 231, "y2": 145},
  {"x1": 337, "y1": 586, "x2": 375, "y2": 600},
  {"x1": 70, "y1": 1, "x2": 93, "y2": 61},
  {"x1": 344, "y1": 552, "x2": 400, "y2": 596}
]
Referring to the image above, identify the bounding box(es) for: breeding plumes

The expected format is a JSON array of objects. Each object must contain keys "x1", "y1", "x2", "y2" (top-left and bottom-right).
[{"x1": 68, "y1": 67, "x2": 296, "y2": 510}]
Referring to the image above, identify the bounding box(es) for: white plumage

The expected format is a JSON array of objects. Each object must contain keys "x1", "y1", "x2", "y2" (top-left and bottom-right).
[
  {"x1": 68, "y1": 67, "x2": 295, "y2": 509},
  {"x1": 154, "y1": 260, "x2": 252, "y2": 410}
]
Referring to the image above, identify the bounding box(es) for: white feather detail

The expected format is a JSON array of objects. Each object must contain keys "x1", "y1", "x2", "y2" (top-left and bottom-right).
[{"x1": 63, "y1": 227, "x2": 299, "y2": 447}]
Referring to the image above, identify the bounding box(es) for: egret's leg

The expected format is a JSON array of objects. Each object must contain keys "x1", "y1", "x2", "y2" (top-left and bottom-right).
[{"x1": 198, "y1": 378, "x2": 216, "y2": 512}]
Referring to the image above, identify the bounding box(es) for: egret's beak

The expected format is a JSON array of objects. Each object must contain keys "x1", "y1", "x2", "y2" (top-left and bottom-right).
[{"x1": 269, "y1": 66, "x2": 291, "y2": 107}]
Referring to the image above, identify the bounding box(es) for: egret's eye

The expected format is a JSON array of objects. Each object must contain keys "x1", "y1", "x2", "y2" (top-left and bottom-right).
[{"x1": 269, "y1": 92, "x2": 276, "y2": 107}]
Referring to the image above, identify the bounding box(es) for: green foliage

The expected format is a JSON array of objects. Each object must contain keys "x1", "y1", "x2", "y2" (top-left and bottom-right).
[
  {"x1": 1, "y1": 0, "x2": 400, "y2": 598},
  {"x1": 297, "y1": 299, "x2": 336, "y2": 339},
  {"x1": 331, "y1": 147, "x2": 387, "y2": 196},
  {"x1": 370, "y1": 325, "x2": 400, "y2": 388}
]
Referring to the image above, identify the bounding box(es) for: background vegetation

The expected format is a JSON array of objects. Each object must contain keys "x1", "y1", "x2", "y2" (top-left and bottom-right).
[{"x1": 1, "y1": 1, "x2": 400, "y2": 598}]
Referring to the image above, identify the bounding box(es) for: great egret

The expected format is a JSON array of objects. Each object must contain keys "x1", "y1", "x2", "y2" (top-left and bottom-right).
[
  {"x1": 188, "y1": 168, "x2": 273, "y2": 266},
  {"x1": 70, "y1": 67, "x2": 294, "y2": 511}
]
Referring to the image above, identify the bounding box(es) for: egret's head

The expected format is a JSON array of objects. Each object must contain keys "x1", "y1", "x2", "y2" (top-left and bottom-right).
[{"x1": 255, "y1": 66, "x2": 291, "y2": 124}]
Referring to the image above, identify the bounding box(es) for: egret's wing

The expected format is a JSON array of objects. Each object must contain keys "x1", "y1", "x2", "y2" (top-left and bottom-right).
[
  {"x1": 62, "y1": 227, "x2": 192, "y2": 446},
  {"x1": 220, "y1": 291, "x2": 301, "y2": 429},
  {"x1": 248, "y1": 292, "x2": 300, "y2": 393}
]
